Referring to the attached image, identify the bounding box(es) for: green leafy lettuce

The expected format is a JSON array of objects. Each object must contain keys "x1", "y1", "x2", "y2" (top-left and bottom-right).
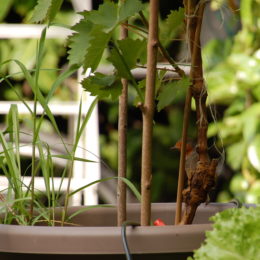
[{"x1": 190, "y1": 207, "x2": 260, "y2": 260}]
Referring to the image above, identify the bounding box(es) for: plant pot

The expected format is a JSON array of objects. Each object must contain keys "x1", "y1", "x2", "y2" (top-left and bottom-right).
[{"x1": 0, "y1": 202, "x2": 237, "y2": 259}]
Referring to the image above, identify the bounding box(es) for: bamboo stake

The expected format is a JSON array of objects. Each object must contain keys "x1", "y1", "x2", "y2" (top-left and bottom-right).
[
  {"x1": 174, "y1": 0, "x2": 197, "y2": 225},
  {"x1": 140, "y1": 0, "x2": 159, "y2": 226},
  {"x1": 117, "y1": 24, "x2": 128, "y2": 226},
  {"x1": 174, "y1": 88, "x2": 192, "y2": 224}
]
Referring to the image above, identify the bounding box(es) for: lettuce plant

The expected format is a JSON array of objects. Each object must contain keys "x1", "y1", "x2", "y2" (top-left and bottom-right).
[{"x1": 190, "y1": 207, "x2": 260, "y2": 260}]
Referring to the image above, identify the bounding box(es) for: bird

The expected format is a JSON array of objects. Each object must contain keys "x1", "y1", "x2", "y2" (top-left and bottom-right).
[
  {"x1": 172, "y1": 140, "x2": 217, "y2": 205},
  {"x1": 171, "y1": 140, "x2": 199, "y2": 181}
]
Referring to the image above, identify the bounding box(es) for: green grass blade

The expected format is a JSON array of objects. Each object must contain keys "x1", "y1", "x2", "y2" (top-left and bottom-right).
[
  {"x1": 77, "y1": 97, "x2": 98, "y2": 146},
  {"x1": 67, "y1": 205, "x2": 114, "y2": 221},
  {"x1": 62, "y1": 97, "x2": 98, "y2": 220},
  {"x1": 37, "y1": 142, "x2": 51, "y2": 206},
  {"x1": 8, "y1": 105, "x2": 21, "y2": 175},
  {"x1": 0, "y1": 132, "x2": 21, "y2": 198},
  {"x1": 51, "y1": 154, "x2": 96, "y2": 163},
  {"x1": 69, "y1": 176, "x2": 141, "y2": 201},
  {"x1": 46, "y1": 64, "x2": 79, "y2": 103},
  {"x1": 35, "y1": 27, "x2": 47, "y2": 85}
]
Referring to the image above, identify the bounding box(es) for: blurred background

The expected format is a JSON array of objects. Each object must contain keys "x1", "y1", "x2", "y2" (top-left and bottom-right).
[{"x1": 0, "y1": 0, "x2": 259, "y2": 205}]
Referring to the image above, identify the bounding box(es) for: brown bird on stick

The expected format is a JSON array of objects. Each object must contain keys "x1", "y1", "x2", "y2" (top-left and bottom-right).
[{"x1": 172, "y1": 140, "x2": 199, "y2": 181}]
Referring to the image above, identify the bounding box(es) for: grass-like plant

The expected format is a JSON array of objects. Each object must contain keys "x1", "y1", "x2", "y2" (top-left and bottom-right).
[{"x1": 0, "y1": 26, "x2": 140, "y2": 226}]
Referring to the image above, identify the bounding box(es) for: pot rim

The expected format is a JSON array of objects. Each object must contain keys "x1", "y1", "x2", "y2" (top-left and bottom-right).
[{"x1": 0, "y1": 202, "x2": 244, "y2": 254}]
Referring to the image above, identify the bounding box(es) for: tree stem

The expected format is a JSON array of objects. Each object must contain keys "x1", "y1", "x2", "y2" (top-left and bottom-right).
[
  {"x1": 174, "y1": 0, "x2": 197, "y2": 225},
  {"x1": 174, "y1": 88, "x2": 192, "y2": 224},
  {"x1": 180, "y1": 1, "x2": 217, "y2": 225},
  {"x1": 141, "y1": 0, "x2": 159, "y2": 226},
  {"x1": 117, "y1": 24, "x2": 128, "y2": 226}
]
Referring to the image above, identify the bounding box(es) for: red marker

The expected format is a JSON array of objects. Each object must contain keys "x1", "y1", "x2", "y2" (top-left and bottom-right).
[{"x1": 153, "y1": 218, "x2": 166, "y2": 226}]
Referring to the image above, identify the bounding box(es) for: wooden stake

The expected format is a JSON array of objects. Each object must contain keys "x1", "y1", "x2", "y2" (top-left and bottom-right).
[
  {"x1": 175, "y1": 0, "x2": 197, "y2": 225},
  {"x1": 117, "y1": 24, "x2": 128, "y2": 226},
  {"x1": 141, "y1": 0, "x2": 159, "y2": 226},
  {"x1": 174, "y1": 88, "x2": 192, "y2": 224}
]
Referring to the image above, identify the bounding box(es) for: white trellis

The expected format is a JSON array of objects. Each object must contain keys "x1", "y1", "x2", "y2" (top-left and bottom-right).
[{"x1": 0, "y1": 0, "x2": 100, "y2": 206}]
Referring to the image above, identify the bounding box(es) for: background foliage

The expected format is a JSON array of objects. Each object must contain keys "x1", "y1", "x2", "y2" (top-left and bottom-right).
[
  {"x1": 0, "y1": 0, "x2": 259, "y2": 203},
  {"x1": 205, "y1": 0, "x2": 260, "y2": 204}
]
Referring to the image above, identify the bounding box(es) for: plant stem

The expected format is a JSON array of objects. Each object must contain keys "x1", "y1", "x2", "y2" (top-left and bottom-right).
[
  {"x1": 112, "y1": 43, "x2": 144, "y2": 103},
  {"x1": 117, "y1": 24, "x2": 128, "y2": 226},
  {"x1": 174, "y1": 0, "x2": 197, "y2": 225},
  {"x1": 180, "y1": 0, "x2": 218, "y2": 225},
  {"x1": 174, "y1": 88, "x2": 192, "y2": 225},
  {"x1": 140, "y1": 0, "x2": 159, "y2": 226},
  {"x1": 29, "y1": 98, "x2": 37, "y2": 221}
]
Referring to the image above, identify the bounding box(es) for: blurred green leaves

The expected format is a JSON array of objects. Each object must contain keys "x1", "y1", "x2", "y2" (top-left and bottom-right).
[
  {"x1": 157, "y1": 76, "x2": 190, "y2": 112},
  {"x1": 67, "y1": 0, "x2": 145, "y2": 71},
  {"x1": 159, "y1": 8, "x2": 184, "y2": 48},
  {"x1": 81, "y1": 73, "x2": 122, "y2": 101},
  {"x1": 204, "y1": 0, "x2": 260, "y2": 203},
  {"x1": 0, "y1": 0, "x2": 13, "y2": 22},
  {"x1": 31, "y1": 0, "x2": 63, "y2": 23}
]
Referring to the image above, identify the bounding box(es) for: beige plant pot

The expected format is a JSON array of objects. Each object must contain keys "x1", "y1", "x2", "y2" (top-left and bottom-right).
[{"x1": 0, "y1": 203, "x2": 237, "y2": 259}]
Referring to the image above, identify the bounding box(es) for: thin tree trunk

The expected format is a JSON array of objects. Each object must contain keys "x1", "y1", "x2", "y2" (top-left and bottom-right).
[
  {"x1": 117, "y1": 24, "x2": 128, "y2": 226},
  {"x1": 180, "y1": 0, "x2": 218, "y2": 225},
  {"x1": 141, "y1": 0, "x2": 159, "y2": 226}
]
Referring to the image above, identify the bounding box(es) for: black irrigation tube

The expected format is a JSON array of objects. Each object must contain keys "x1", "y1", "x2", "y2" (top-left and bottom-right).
[{"x1": 121, "y1": 222, "x2": 140, "y2": 260}]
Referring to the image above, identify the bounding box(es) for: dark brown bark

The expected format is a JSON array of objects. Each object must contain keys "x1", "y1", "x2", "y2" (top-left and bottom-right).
[
  {"x1": 140, "y1": 0, "x2": 159, "y2": 226},
  {"x1": 177, "y1": 0, "x2": 218, "y2": 225}
]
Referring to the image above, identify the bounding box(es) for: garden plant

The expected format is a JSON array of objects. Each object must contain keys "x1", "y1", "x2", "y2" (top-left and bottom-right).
[{"x1": 0, "y1": 0, "x2": 258, "y2": 259}]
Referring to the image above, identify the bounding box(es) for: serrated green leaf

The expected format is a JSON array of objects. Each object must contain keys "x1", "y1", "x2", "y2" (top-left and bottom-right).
[
  {"x1": 84, "y1": 1, "x2": 118, "y2": 32},
  {"x1": 81, "y1": 0, "x2": 144, "y2": 32},
  {"x1": 82, "y1": 73, "x2": 121, "y2": 100},
  {"x1": 67, "y1": 20, "x2": 93, "y2": 66},
  {"x1": 157, "y1": 77, "x2": 190, "y2": 112},
  {"x1": 107, "y1": 39, "x2": 146, "y2": 79},
  {"x1": 117, "y1": 38, "x2": 147, "y2": 68},
  {"x1": 48, "y1": 0, "x2": 64, "y2": 22},
  {"x1": 118, "y1": 0, "x2": 145, "y2": 22},
  {"x1": 166, "y1": 8, "x2": 185, "y2": 29},
  {"x1": 107, "y1": 47, "x2": 130, "y2": 79},
  {"x1": 31, "y1": 0, "x2": 63, "y2": 23},
  {"x1": 83, "y1": 26, "x2": 111, "y2": 71},
  {"x1": 31, "y1": 0, "x2": 52, "y2": 23},
  {"x1": 160, "y1": 8, "x2": 184, "y2": 47}
]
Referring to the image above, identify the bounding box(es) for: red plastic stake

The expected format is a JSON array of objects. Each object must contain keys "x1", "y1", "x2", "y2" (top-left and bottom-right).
[{"x1": 153, "y1": 218, "x2": 166, "y2": 226}]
